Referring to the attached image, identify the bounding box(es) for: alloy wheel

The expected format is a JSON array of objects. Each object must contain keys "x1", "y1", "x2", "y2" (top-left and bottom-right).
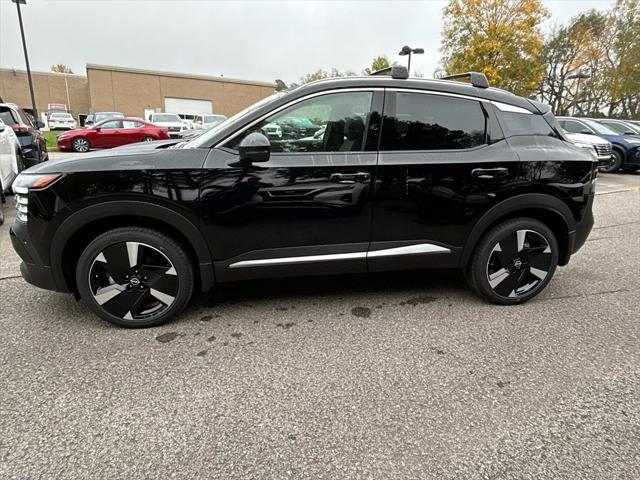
[
  {"x1": 88, "y1": 241, "x2": 179, "y2": 320},
  {"x1": 142, "y1": 136, "x2": 155, "y2": 142},
  {"x1": 73, "y1": 137, "x2": 90, "y2": 152},
  {"x1": 486, "y1": 229, "x2": 552, "y2": 298}
]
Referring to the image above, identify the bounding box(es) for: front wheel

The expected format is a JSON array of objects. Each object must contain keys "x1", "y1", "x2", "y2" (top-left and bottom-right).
[
  {"x1": 72, "y1": 136, "x2": 91, "y2": 153},
  {"x1": 76, "y1": 227, "x2": 194, "y2": 327},
  {"x1": 467, "y1": 218, "x2": 559, "y2": 304},
  {"x1": 599, "y1": 150, "x2": 623, "y2": 173}
]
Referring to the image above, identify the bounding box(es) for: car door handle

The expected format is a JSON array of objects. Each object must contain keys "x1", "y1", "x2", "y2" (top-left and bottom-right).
[
  {"x1": 471, "y1": 167, "x2": 509, "y2": 179},
  {"x1": 330, "y1": 172, "x2": 371, "y2": 183}
]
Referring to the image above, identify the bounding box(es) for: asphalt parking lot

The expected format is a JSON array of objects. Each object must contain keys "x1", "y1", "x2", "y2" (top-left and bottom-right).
[{"x1": 1, "y1": 156, "x2": 639, "y2": 479}]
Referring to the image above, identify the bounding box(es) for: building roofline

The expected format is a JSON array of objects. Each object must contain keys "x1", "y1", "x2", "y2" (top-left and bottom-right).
[
  {"x1": 85, "y1": 64, "x2": 276, "y2": 88},
  {"x1": 0, "y1": 67, "x2": 87, "y2": 79}
]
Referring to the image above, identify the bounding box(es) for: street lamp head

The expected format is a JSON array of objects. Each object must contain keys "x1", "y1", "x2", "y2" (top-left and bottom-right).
[
  {"x1": 412, "y1": 48, "x2": 425, "y2": 55},
  {"x1": 567, "y1": 72, "x2": 591, "y2": 80},
  {"x1": 11, "y1": 0, "x2": 27, "y2": 4},
  {"x1": 399, "y1": 45, "x2": 412, "y2": 56}
]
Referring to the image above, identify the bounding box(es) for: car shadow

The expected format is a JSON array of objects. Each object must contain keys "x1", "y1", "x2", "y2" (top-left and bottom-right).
[{"x1": 193, "y1": 268, "x2": 468, "y2": 309}]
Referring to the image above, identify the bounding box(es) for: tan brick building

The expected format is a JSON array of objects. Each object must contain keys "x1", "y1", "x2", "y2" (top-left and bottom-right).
[{"x1": 0, "y1": 64, "x2": 275, "y2": 123}]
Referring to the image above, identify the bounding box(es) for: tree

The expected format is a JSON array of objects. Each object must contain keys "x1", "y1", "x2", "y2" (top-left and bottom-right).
[
  {"x1": 274, "y1": 79, "x2": 288, "y2": 91},
  {"x1": 538, "y1": 11, "x2": 608, "y2": 116},
  {"x1": 51, "y1": 64, "x2": 73, "y2": 74},
  {"x1": 440, "y1": 0, "x2": 549, "y2": 96},
  {"x1": 363, "y1": 55, "x2": 391, "y2": 75}
]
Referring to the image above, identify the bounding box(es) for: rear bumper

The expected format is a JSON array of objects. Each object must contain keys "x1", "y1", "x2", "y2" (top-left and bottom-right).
[{"x1": 10, "y1": 221, "x2": 69, "y2": 292}]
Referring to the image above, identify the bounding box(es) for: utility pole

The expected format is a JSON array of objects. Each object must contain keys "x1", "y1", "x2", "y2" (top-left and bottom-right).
[{"x1": 12, "y1": 0, "x2": 39, "y2": 123}]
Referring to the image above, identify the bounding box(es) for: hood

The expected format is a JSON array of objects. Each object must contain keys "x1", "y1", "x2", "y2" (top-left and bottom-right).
[
  {"x1": 25, "y1": 141, "x2": 197, "y2": 174},
  {"x1": 566, "y1": 133, "x2": 610, "y2": 146}
]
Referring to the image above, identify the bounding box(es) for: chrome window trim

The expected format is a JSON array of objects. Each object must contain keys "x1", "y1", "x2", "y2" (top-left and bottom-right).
[
  {"x1": 386, "y1": 87, "x2": 487, "y2": 104},
  {"x1": 215, "y1": 88, "x2": 383, "y2": 149},
  {"x1": 229, "y1": 243, "x2": 451, "y2": 269},
  {"x1": 490, "y1": 101, "x2": 533, "y2": 115}
]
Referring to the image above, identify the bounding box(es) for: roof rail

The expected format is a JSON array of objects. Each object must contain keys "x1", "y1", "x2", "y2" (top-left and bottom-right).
[
  {"x1": 370, "y1": 65, "x2": 409, "y2": 80},
  {"x1": 440, "y1": 72, "x2": 489, "y2": 89}
]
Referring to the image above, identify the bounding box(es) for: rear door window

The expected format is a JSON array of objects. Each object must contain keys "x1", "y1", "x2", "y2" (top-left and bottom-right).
[{"x1": 380, "y1": 92, "x2": 486, "y2": 151}]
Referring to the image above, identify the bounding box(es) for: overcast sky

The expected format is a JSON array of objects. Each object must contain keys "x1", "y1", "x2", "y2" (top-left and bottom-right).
[{"x1": 0, "y1": 0, "x2": 615, "y2": 85}]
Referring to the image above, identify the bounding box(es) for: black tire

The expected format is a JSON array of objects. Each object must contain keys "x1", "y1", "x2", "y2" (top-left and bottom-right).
[
  {"x1": 72, "y1": 136, "x2": 91, "y2": 153},
  {"x1": 141, "y1": 136, "x2": 155, "y2": 142},
  {"x1": 76, "y1": 227, "x2": 194, "y2": 328},
  {"x1": 16, "y1": 150, "x2": 25, "y2": 173},
  {"x1": 467, "y1": 218, "x2": 559, "y2": 305},
  {"x1": 600, "y1": 150, "x2": 623, "y2": 173}
]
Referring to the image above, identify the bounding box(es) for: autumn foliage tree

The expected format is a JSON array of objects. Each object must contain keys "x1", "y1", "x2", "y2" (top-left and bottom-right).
[
  {"x1": 50, "y1": 64, "x2": 73, "y2": 74},
  {"x1": 440, "y1": 0, "x2": 548, "y2": 96}
]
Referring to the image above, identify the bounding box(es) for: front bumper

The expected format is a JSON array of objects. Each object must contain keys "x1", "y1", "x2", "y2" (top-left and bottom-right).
[{"x1": 10, "y1": 221, "x2": 69, "y2": 292}]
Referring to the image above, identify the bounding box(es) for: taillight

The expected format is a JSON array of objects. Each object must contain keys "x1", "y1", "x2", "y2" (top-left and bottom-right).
[{"x1": 11, "y1": 123, "x2": 30, "y2": 134}]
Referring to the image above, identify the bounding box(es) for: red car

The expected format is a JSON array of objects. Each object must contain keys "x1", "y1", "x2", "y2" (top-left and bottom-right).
[{"x1": 57, "y1": 117, "x2": 169, "y2": 152}]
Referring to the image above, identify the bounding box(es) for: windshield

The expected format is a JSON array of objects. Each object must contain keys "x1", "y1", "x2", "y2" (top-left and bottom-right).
[
  {"x1": 581, "y1": 119, "x2": 618, "y2": 135},
  {"x1": 187, "y1": 92, "x2": 286, "y2": 148},
  {"x1": 50, "y1": 113, "x2": 72, "y2": 118},
  {"x1": 153, "y1": 114, "x2": 181, "y2": 122}
]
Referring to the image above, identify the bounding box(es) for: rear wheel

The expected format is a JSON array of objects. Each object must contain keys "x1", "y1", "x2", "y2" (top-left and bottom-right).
[
  {"x1": 467, "y1": 218, "x2": 559, "y2": 304},
  {"x1": 600, "y1": 150, "x2": 623, "y2": 173},
  {"x1": 72, "y1": 137, "x2": 91, "y2": 153},
  {"x1": 76, "y1": 227, "x2": 194, "y2": 328},
  {"x1": 142, "y1": 136, "x2": 155, "y2": 142}
]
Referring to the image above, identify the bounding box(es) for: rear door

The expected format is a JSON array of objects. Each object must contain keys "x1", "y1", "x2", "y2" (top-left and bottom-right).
[
  {"x1": 369, "y1": 89, "x2": 519, "y2": 271},
  {"x1": 199, "y1": 89, "x2": 383, "y2": 281},
  {"x1": 121, "y1": 120, "x2": 144, "y2": 144}
]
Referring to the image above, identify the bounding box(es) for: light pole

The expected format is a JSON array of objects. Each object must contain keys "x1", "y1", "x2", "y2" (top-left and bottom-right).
[
  {"x1": 567, "y1": 72, "x2": 591, "y2": 116},
  {"x1": 398, "y1": 46, "x2": 424, "y2": 76},
  {"x1": 12, "y1": 0, "x2": 39, "y2": 124}
]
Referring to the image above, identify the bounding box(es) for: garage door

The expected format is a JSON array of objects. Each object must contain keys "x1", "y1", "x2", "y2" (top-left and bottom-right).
[{"x1": 164, "y1": 97, "x2": 213, "y2": 115}]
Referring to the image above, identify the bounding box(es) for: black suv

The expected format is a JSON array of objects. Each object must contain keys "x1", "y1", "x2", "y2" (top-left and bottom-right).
[{"x1": 10, "y1": 69, "x2": 596, "y2": 327}]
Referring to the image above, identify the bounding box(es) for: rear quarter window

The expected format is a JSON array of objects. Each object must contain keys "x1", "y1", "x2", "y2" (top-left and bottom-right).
[{"x1": 500, "y1": 112, "x2": 556, "y2": 137}]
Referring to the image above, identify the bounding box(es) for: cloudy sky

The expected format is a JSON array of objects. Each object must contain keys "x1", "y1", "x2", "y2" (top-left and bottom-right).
[{"x1": 0, "y1": 0, "x2": 615, "y2": 85}]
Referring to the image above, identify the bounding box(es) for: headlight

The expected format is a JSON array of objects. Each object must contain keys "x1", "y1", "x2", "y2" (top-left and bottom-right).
[{"x1": 12, "y1": 173, "x2": 62, "y2": 222}]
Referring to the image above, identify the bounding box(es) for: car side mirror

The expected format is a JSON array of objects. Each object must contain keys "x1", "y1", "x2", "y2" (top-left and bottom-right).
[
  {"x1": 36, "y1": 120, "x2": 45, "y2": 129},
  {"x1": 239, "y1": 132, "x2": 270, "y2": 163},
  {"x1": 625, "y1": 131, "x2": 636, "y2": 135},
  {"x1": 580, "y1": 129, "x2": 592, "y2": 135},
  {"x1": 94, "y1": 126, "x2": 101, "y2": 132}
]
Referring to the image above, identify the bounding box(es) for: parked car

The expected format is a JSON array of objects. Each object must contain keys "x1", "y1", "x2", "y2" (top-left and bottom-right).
[
  {"x1": 56, "y1": 118, "x2": 169, "y2": 152},
  {"x1": 0, "y1": 103, "x2": 47, "y2": 167},
  {"x1": 85, "y1": 112, "x2": 124, "y2": 126},
  {"x1": 10, "y1": 68, "x2": 597, "y2": 328},
  {"x1": 261, "y1": 122, "x2": 283, "y2": 139},
  {"x1": 148, "y1": 113, "x2": 188, "y2": 138},
  {"x1": 47, "y1": 111, "x2": 77, "y2": 130},
  {"x1": 0, "y1": 118, "x2": 23, "y2": 225},
  {"x1": 593, "y1": 118, "x2": 640, "y2": 136},
  {"x1": 276, "y1": 117, "x2": 323, "y2": 139},
  {"x1": 193, "y1": 114, "x2": 227, "y2": 129},
  {"x1": 563, "y1": 131, "x2": 613, "y2": 169},
  {"x1": 557, "y1": 116, "x2": 640, "y2": 172}
]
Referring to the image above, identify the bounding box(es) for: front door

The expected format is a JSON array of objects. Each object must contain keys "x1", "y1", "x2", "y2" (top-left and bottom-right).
[
  {"x1": 369, "y1": 89, "x2": 520, "y2": 272},
  {"x1": 199, "y1": 90, "x2": 383, "y2": 281},
  {"x1": 92, "y1": 119, "x2": 124, "y2": 148}
]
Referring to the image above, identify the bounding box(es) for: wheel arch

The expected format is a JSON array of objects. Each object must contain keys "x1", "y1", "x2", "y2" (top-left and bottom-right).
[
  {"x1": 461, "y1": 193, "x2": 576, "y2": 270},
  {"x1": 50, "y1": 201, "x2": 214, "y2": 294},
  {"x1": 611, "y1": 145, "x2": 626, "y2": 161}
]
